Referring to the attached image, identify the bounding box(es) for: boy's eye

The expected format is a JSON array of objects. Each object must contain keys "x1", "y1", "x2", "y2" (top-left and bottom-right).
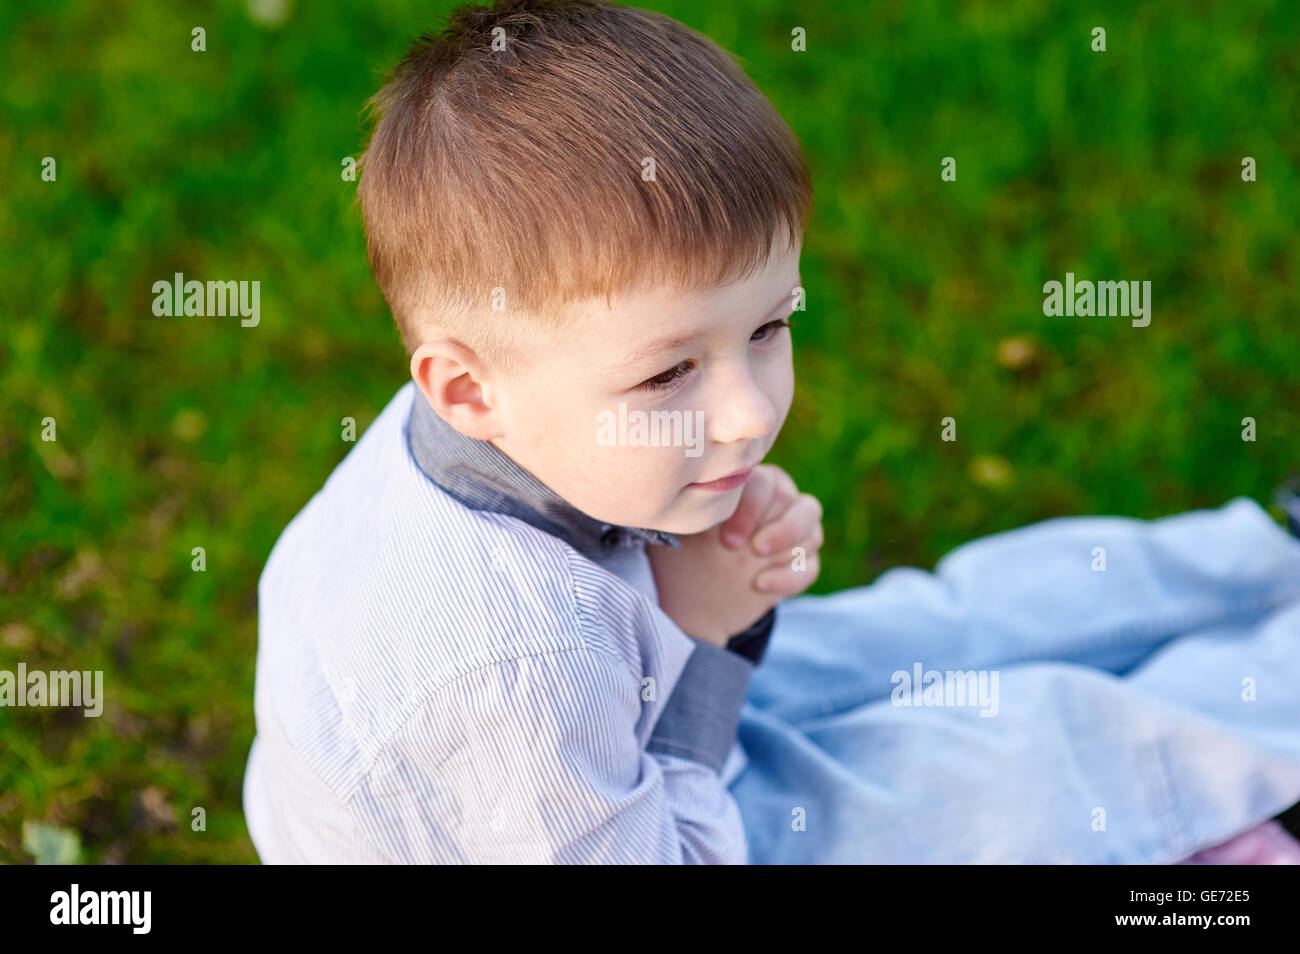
[
  {"x1": 630, "y1": 320, "x2": 793, "y2": 393},
  {"x1": 752, "y1": 317, "x2": 793, "y2": 342},
  {"x1": 634, "y1": 360, "x2": 693, "y2": 393}
]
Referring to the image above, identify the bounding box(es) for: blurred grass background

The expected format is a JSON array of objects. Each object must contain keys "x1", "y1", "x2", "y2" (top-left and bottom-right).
[{"x1": 2, "y1": 0, "x2": 1297, "y2": 862}]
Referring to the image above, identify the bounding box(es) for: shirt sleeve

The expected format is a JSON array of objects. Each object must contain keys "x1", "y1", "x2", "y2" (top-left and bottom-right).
[
  {"x1": 645, "y1": 638, "x2": 754, "y2": 772},
  {"x1": 346, "y1": 646, "x2": 749, "y2": 864},
  {"x1": 639, "y1": 605, "x2": 774, "y2": 774}
]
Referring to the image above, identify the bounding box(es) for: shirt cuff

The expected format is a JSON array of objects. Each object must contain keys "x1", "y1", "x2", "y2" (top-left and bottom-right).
[
  {"x1": 645, "y1": 639, "x2": 754, "y2": 774},
  {"x1": 725, "y1": 606, "x2": 776, "y2": 666}
]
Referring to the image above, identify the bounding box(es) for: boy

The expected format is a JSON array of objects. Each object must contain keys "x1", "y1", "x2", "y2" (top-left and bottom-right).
[{"x1": 243, "y1": 0, "x2": 1300, "y2": 863}]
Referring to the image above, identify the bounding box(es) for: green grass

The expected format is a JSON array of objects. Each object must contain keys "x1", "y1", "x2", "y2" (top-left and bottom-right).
[{"x1": 2, "y1": 0, "x2": 1297, "y2": 863}]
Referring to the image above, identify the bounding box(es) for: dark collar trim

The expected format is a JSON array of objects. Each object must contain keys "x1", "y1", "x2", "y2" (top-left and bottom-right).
[{"x1": 406, "y1": 389, "x2": 680, "y2": 563}]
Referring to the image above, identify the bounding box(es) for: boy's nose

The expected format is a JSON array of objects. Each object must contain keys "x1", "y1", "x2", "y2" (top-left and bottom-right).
[{"x1": 706, "y1": 368, "x2": 778, "y2": 445}]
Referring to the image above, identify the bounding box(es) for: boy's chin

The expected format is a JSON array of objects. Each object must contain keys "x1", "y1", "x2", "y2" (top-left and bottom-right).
[{"x1": 646, "y1": 489, "x2": 744, "y2": 536}]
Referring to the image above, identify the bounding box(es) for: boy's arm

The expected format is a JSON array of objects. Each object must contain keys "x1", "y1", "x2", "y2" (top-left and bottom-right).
[
  {"x1": 643, "y1": 463, "x2": 818, "y2": 766},
  {"x1": 645, "y1": 637, "x2": 756, "y2": 773},
  {"x1": 347, "y1": 645, "x2": 749, "y2": 864}
]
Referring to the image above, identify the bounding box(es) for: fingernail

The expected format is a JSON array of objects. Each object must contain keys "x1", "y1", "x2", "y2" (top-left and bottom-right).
[
  {"x1": 723, "y1": 532, "x2": 743, "y2": 547},
  {"x1": 755, "y1": 576, "x2": 771, "y2": 592},
  {"x1": 754, "y1": 538, "x2": 772, "y2": 555}
]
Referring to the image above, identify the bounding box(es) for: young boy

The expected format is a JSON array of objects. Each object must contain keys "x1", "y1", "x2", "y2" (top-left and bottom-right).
[{"x1": 242, "y1": 0, "x2": 1300, "y2": 863}]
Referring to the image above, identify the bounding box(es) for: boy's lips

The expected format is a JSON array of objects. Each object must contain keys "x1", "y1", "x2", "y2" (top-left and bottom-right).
[{"x1": 688, "y1": 466, "x2": 755, "y2": 492}]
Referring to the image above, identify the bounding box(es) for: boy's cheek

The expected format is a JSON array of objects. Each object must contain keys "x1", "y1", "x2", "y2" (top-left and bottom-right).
[
  {"x1": 544, "y1": 431, "x2": 731, "y2": 532},
  {"x1": 543, "y1": 448, "x2": 665, "y2": 525}
]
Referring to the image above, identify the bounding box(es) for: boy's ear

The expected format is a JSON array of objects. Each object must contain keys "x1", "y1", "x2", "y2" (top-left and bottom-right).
[{"x1": 410, "y1": 339, "x2": 503, "y2": 442}]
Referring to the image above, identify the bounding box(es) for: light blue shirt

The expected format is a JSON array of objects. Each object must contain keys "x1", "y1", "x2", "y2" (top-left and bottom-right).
[{"x1": 243, "y1": 381, "x2": 758, "y2": 862}]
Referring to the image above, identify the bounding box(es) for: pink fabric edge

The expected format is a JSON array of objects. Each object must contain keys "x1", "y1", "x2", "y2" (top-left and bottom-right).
[{"x1": 1177, "y1": 820, "x2": 1300, "y2": 865}]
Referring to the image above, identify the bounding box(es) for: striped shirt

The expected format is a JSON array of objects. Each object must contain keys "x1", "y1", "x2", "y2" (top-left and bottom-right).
[{"x1": 242, "y1": 381, "x2": 772, "y2": 863}]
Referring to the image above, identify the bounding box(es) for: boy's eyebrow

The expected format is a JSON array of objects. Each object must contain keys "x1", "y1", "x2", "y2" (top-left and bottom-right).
[{"x1": 617, "y1": 284, "x2": 800, "y2": 369}]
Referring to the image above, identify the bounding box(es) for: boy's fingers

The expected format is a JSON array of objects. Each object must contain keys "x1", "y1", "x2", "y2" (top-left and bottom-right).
[
  {"x1": 751, "y1": 493, "x2": 822, "y2": 556},
  {"x1": 719, "y1": 465, "x2": 777, "y2": 547},
  {"x1": 727, "y1": 465, "x2": 796, "y2": 549},
  {"x1": 756, "y1": 466, "x2": 799, "y2": 528},
  {"x1": 755, "y1": 551, "x2": 821, "y2": 595}
]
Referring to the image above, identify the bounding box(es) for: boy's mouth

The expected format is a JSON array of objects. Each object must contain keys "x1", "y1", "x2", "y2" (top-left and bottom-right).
[{"x1": 688, "y1": 466, "x2": 755, "y2": 492}]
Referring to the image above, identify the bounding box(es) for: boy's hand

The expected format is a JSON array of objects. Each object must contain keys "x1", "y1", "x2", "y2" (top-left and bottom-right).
[
  {"x1": 719, "y1": 463, "x2": 823, "y2": 569},
  {"x1": 647, "y1": 465, "x2": 823, "y2": 647}
]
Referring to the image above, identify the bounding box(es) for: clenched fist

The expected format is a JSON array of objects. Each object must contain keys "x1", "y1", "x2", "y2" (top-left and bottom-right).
[{"x1": 648, "y1": 464, "x2": 823, "y2": 647}]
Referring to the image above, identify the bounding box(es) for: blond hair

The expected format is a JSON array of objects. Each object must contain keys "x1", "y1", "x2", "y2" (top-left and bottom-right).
[{"x1": 357, "y1": 0, "x2": 813, "y2": 374}]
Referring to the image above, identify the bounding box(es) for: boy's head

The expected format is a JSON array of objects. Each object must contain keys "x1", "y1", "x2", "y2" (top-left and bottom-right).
[{"x1": 358, "y1": 0, "x2": 813, "y2": 535}]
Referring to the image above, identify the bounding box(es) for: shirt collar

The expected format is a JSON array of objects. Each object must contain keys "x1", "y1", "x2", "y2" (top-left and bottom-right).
[{"x1": 406, "y1": 388, "x2": 680, "y2": 563}]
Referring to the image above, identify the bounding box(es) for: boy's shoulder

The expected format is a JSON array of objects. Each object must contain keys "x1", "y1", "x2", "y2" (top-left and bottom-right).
[{"x1": 253, "y1": 381, "x2": 692, "y2": 794}]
